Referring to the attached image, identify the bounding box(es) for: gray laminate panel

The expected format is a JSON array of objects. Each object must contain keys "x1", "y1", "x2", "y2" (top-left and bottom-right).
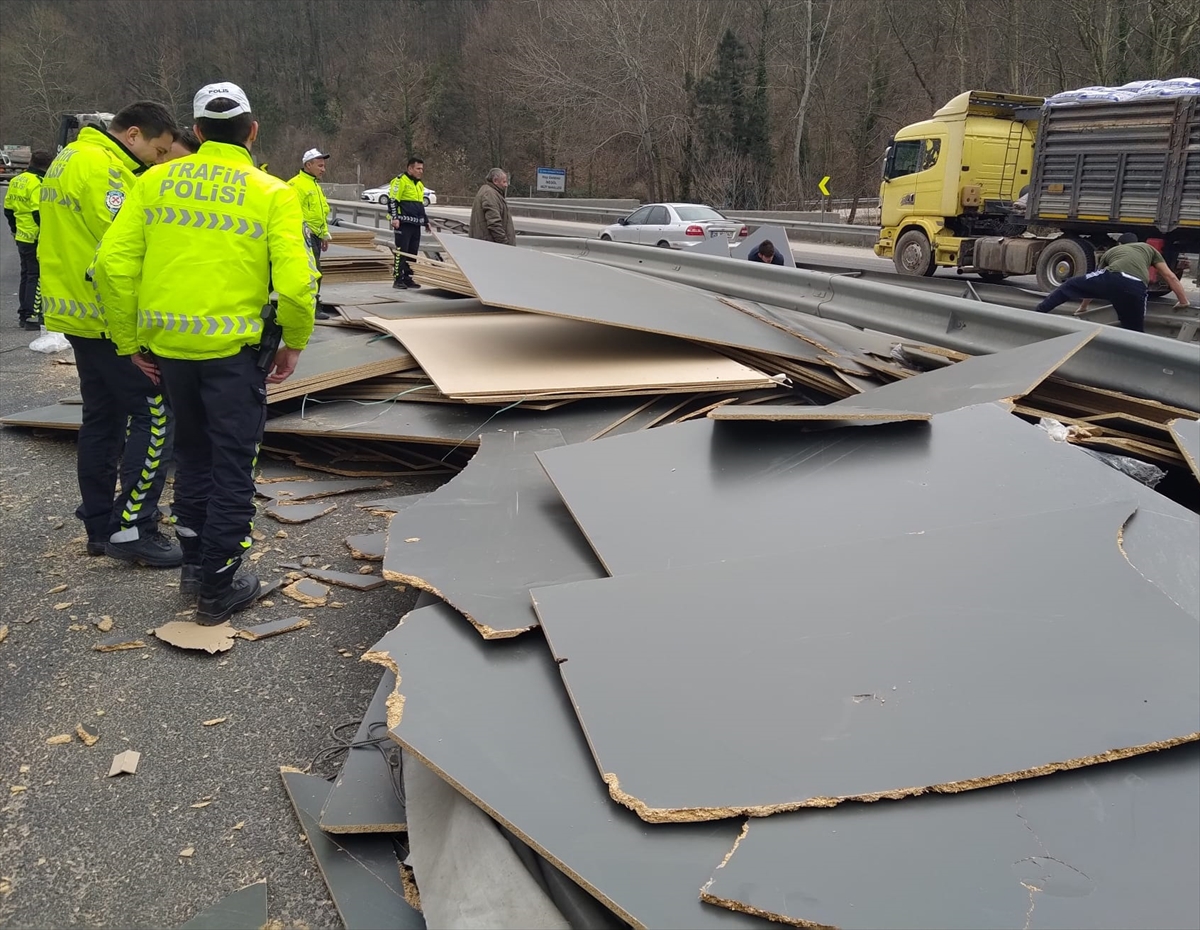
[
  {"x1": 701, "y1": 745, "x2": 1200, "y2": 930},
  {"x1": 530, "y1": 501, "x2": 1199, "y2": 818},
  {"x1": 374, "y1": 605, "x2": 765, "y2": 929},
  {"x1": 382, "y1": 430, "x2": 604, "y2": 638}
]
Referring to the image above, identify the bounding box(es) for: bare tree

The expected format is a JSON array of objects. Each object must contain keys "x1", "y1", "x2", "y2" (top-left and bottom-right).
[{"x1": 0, "y1": 3, "x2": 92, "y2": 145}]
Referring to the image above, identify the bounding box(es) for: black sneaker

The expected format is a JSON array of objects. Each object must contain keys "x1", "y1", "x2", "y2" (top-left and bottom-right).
[
  {"x1": 392, "y1": 278, "x2": 408, "y2": 289},
  {"x1": 105, "y1": 531, "x2": 183, "y2": 568},
  {"x1": 196, "y1": 572, "x2": 261, "y2": 625},
  {"x1": 404, "y1": 279, "x2": 422, "y2": 290},
  {"x1": 179, "y1": 564, "x2": 202, "y2": 601}
]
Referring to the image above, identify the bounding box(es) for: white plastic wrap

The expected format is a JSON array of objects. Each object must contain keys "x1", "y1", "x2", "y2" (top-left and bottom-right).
[
  {"x1": 28, "y1": 329, "x2": 71, "y2": 354},
  {"x1": 1037, "y1": 418, "x2": 1166, "y2": 488}
]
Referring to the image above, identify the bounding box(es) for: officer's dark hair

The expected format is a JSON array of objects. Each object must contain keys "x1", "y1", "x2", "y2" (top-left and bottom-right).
[
  {"x1": 110, "y1": 101, "x2": 177, "y2": 140},
  {"x1": 196, "y1": 97, "x2": 255, "y2": 146},
  {"x1": 758, "y1": 240, "x2": 776, "y2": 257},
  {"x1": 28, "y1": 150, "x2": 54, "y2": 172},
  {"x1": 174, "y1": 127, "x2": 202, "y2": 154},
  {"x1": 1117, "y1": 232, "x2": 1139, "y2": 245},
  {"x1": 407, "y1": 156, "x2": 423, "y2": 167}
]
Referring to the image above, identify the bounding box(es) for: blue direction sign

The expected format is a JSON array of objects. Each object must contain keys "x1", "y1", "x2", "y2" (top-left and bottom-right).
[{"x1": 535, "y1": 167, "x2": 566, "y2": 193}]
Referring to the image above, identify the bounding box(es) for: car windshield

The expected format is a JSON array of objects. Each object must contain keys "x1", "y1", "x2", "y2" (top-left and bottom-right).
[{"x1": 673, "y1": 205, "x2": 726, "y2": 222}]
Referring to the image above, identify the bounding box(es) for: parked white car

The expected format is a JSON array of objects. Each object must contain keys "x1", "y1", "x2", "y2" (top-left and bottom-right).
[
  {"x1": 360, "y1": 185, "x2": 436, "y2": 206},
  {"x1": 598, "y1": 203, "x2": 747, "y2": 248}
]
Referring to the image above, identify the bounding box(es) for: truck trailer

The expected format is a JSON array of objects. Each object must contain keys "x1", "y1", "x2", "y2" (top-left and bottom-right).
[{"x1": 874, "y1": 88, "x2": 1200, "y2": 291}]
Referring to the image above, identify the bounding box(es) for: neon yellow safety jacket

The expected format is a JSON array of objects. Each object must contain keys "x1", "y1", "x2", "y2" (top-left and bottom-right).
[
  {"x1": 4, "y1": 170, "x2": 43, "y2": 243},
  {"x1": 94, "y1": 140, "x2": 318, "y2": 361},
  {"x1": 387, "y1": 173, "x2": 426, "y2": 225},
  {"x1": 38, "y1": 126, "x2": 147, "y2": 338},
  {"x1": 287, "y1": 169, "x2": 330, "y2": 240}
]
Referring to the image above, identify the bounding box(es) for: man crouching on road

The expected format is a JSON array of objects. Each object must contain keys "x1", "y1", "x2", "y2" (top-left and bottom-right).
[{"x1": 95, "y1": 82, "x2": 318, "y2": 624}]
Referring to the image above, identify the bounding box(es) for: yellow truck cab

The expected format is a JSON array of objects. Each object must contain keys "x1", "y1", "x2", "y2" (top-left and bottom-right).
[
  {"x1": 876, "y1": 87, "x2": 1200, "y2": 291},
  {"x1": 875, "y1": 91, "x2": 1040, "y2": 280}
]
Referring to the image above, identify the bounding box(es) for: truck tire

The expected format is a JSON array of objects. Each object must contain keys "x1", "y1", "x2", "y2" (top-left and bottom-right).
[
  {"x1": 893, "y1": 229, "x2": 937, "y2": 277},
  {"x1": 1035, "y1": 238, "x2": 1095, "y2": 292}
]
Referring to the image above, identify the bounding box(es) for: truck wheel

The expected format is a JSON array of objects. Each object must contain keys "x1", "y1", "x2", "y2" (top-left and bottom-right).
[
  {"x1": 893, "y1": 230, "x2": 936, "y2": 277},
  {"x1": 1035, "y1": 238, "x2": 1095, "y2": 292}
]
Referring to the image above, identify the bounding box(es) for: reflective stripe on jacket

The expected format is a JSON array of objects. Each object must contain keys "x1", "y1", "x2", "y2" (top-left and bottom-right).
[
  {"x1": 387, "y1": 174, "x2": 426, "y2": 224},
  {"x1": 38, "y1": 126, "x2": 145, "y2": 338},
  {"x1": 4, "y1": 171, "x2": 43, "y2": 243},
  {"x1": 95, "y1": 140, "x2": 317, "y2": 361},
  {"x1": 287, "y1": 170, "x2": 330, "y2": 240}
]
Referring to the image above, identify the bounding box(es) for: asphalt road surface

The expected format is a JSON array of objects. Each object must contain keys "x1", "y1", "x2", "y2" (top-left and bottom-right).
[{"x1": 0, "y1": 222, "x2": 436, "y2": 928}]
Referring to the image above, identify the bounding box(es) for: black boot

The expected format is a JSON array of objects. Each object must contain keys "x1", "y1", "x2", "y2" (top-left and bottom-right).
[
  {"x1": 392, "y1": 277, "x2": 409, "y2": 289},
  {"x1": 403, "y1": 276, "x2": 421, "y2": 290},
  {"x1": 106, "y1": 528, "x2": 183, "y2": 568},
  {"x1": 179, "y1": 536, "x2": 202, "y2": 602},
  {"x1": 196, "y1": 567, "x2": 261, "y2": 625}
]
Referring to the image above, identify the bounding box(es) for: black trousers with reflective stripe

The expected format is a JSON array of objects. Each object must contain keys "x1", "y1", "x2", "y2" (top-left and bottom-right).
[
  {"x1": 394, "y1": 223, "x2": 421, "y2": 280},
  {"x1": 16, "y1": 242, "x2": 38, "y2": 318},
  {"x1": 158, "y1": 348, "x2": 266, "y2": 574},
  {"x1": 66, "y1": 335, "x2": 172, "y2": 541}
]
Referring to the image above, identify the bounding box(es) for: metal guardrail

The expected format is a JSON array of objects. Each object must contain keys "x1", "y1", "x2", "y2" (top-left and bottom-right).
[
  {"x1": 327, "y1": 199, "x2": 881, "y2": 244},
  {"x1": 520, "y1": 237, "x2": 1200, "y2": 412}
]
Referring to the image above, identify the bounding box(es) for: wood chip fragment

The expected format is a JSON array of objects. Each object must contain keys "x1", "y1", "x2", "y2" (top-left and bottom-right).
[
  {"x1": 93, "y1": 633, "x2": 147, "y2": 652},
  {"x1": 251, "y1": 530, "x2": 266, "y2": 541},
  {"x1": 0, "y1": 625, "x2": 8, "y2": 644},
  {"x1": 202, "y1": 717, "x2": 227, "y2": 727},
  {"x1": 10, "y1": 785, "x2": 28, "y2": 794},
  {"x1": 178, "y1": 846, "x2": 194, "y2": 858},
  {"x1": 191, "y1": 800, "x2": 213, "y2": 808},
  {"x1": 47, "y1": 584, "x2": 68, "y2": 595},
  {"x1": 405, "y1": 537, "x2": 420, "y2": 543},
  {"x1": 45, "y1": 734, "x2": 73, "y2": 746},
  {"x1": 281, "y1": 578, "x2": 329, "y2": 607},
  {"x1": 108, "y1": 750, "x2": 140, "y2": 777},
  {"x1": 357, "y1": 565, "x2": 375, "y2": 575},
  {"x1": 54, "y1": 602, "x2": 72, "y2": 611},
  {"x1": 67, "y1": 624, "x2": 87, "y2": 632},
  {"x1": 275, "y1": 530, "x2": 288, "y2": 538},
  {"x1": 232, "y1": 821, "x2": 245, "y2": 831},
  {"x1": 95, "y1": 616, "x2": 114, "y2": 633},
  {"x1": 75, "y1": 725, "x2": 99, "y2": 747}
]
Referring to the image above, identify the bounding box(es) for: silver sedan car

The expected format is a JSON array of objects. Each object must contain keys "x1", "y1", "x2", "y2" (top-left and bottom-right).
[{"x1": 599, "y1": 203, "x2": 747, "y2": 248}]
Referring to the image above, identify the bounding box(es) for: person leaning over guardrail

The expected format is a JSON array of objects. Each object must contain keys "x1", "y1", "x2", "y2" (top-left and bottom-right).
[
  {"x1": 94, "y1": 82, "x2": 317, "y2": 624},
  {"x1": 1036, "y1": 233, "x2": 1191, "y2": 332}
]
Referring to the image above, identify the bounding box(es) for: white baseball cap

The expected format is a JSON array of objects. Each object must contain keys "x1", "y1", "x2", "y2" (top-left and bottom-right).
[
  {"x1": 193, "y1": 82, "x2": 252, "y2": 119},
  {"x1": 302, "y1": 148, "x2": 331, "y2": 164}
]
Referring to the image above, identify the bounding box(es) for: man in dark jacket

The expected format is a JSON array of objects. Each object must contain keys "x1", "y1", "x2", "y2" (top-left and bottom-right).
[
  {"x1": 469, "y1": 168, "x2": 516, "y2": 246},
  {"x1": 747, "y1": 240, "x2": 785, "y2": 265}
]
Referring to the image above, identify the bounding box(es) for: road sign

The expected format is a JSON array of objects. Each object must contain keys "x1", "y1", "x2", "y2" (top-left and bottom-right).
[
  {"x1": 818, "y1": 175, "x2": 831, "y2": 197},
  {"x1": 535, "y1": 167, "x2": 566, "y2": 193}
]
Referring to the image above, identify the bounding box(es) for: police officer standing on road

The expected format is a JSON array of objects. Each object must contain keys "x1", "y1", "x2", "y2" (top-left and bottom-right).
[
  {"x1": 95, "y1": 82, "x2": 318, "y2": 624},
  {"x1": 388, "y1": 156, "x2": 430, "y2": 289},
  {"x1": 38, "y1": 102, "x2": 182, "y2": 568},
  {"x1": 289, "y1": 149, "x2": 332, "y2": 318},
  {"x1": 4, "y1": 149, "x2": 53, "y2": 329}
]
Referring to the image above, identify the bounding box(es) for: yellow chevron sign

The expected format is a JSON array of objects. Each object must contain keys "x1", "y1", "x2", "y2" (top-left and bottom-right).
[{"x1": 818, "y1": 176, "x2": 831, "y2": 197}]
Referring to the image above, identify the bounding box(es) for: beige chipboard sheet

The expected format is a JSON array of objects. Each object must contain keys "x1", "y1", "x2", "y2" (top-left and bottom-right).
[
  {"x1": 436, "y1": 234, "x2": 828, "y2": 364},
  {"x1": 368, "y1": 312, "x2": 775, "y2": 400}
]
